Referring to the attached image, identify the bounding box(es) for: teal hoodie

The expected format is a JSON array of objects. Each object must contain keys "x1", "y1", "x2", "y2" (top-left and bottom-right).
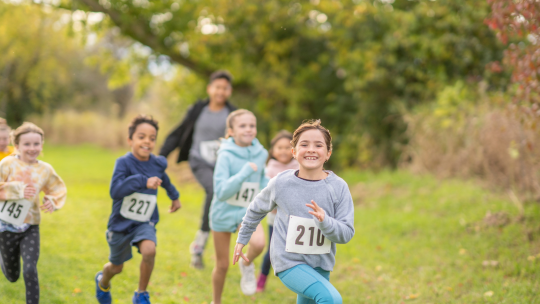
[{"x1": 212, "y1": 137, "x2": 269, "y2": 208}]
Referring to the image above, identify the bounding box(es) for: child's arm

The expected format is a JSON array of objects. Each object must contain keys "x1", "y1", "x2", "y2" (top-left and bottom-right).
[
  {"x1": 234, "y1": 177, "x2": 277, "y2": 264},
  {"x1": 109, "y1": 159, "x2": 148, "y2": 200},
  {"x1": 159, "y1": 172, "x2": 180, "y2": 201},
  {"x1": 259, "y1": 167, "x2": 270, "y2": 190},
  {"x1": 311, "y1": 186, "x2": 355, "y2": 244},
  {"x1": 213, "y1": 154, "x2": 256, "y2": 202},
  {"x1": 0, "y1": 163, "x2": 26, "y2": 200},
  {"x1": 41, "y1": 165, "x2": 67, "y2": 213},
  {"x1": 236, "y1": 177, "x2": 277, "y2": 245}
]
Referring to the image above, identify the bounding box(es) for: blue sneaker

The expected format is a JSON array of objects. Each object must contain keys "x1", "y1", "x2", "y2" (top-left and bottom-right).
[
  {"x1": 133, "y1": 291, "x2": 151, "y2": 304},
  {"x1": 95, "y1": 271, "x2": 112, "y2": 304}
]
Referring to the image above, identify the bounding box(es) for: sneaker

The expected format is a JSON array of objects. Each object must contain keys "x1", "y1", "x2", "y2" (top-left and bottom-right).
[
  {"x1": 256, "y1": 273, "x2": 267, "y2": 293},
  {"x1": 95, "y1": 271, "x2": 112, "y2": 304},
  {"x1": 132, "y1": 291, "x2": 151, "y2": 304},
  {"x1": 189, "y1": 230, "x2": 209, "y2": 269},
  {"x1": 239, "y1": 261, "x2": 257, "y2": 295},
  {"x1": 190, "y1": 253, "x2": 204, "y2": 269}
]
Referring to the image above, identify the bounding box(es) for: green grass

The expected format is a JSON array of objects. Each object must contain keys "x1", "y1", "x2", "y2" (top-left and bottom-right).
[{"x1": 1, "y1": 145, "x2": 540, "y2": 303}]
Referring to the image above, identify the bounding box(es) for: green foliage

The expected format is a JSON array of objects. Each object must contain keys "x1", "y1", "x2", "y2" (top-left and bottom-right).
[{"x1": 54, "y1": 0, "x2": 506, "y2": 167}]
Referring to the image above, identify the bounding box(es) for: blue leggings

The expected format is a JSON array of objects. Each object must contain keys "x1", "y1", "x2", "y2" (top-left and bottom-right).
[{"x1": 277, "y1": 264, "x2": 342, "y2": 304}]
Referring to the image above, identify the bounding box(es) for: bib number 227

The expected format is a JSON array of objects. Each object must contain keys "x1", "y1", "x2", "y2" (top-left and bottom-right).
[{"x1": 120, "y1": 193, "x2": 157, "y2": 222}]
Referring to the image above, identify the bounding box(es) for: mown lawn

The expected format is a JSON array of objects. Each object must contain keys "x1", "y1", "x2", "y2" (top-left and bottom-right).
[{"x1": 1, "y1": 145, "x2": 539, "y2": 303}]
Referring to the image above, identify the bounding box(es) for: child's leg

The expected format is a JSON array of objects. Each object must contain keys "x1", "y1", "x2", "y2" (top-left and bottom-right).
[
  {"x1": 277, "y1": 264, "x2": 342, "y2": 304},
  {"x1": 245, "y1": 223, "x2": 265, "y2": 266},
  {"x1": 0, "y1": 230, "x2": 22, "y2": 282},
  {"x1": 260, "y1": 225, "x2": 273, "y2": 276},
  {"x1": 211, "y1": 231, "x2": 231, "y2": 304},
  {"x1": 19, "y1": 225, "x2": 40, "y2": 304},
  {"x1": 137, "y1": 240, "x2": 156, "y2": 292},
  {"x1": 100, "y1": 262, "x2": 124, "y2": 288}
]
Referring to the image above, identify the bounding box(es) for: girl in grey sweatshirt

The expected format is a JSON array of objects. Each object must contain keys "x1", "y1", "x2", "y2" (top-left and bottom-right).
[{"x1": 234, "y1": 120, "x2": 354, "y2": 304}]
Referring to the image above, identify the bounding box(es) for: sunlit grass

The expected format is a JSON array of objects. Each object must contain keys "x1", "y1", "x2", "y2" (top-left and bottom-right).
[{"x1": 0, "y1": 145, "x2": 538, "y2": 303}]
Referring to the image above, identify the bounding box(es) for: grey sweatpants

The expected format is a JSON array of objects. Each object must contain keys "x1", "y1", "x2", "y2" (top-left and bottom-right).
[
  {"x1": 189, "y1": 157, "x2": 215, "y2": 232},
  {"x1": 0, "y1": 225, "x2": 40, "y2": 304}
]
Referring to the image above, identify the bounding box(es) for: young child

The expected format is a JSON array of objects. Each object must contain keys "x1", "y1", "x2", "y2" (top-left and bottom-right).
[
  {"x1": 0, "y1": 122, "x2": 67, "y2": 304},
  {"x1": 160, "y1": 71, "x2": 236, "y2": 269},
  {"x1": 0, "y1": 118, "x2": 15, "y2": 160},
  {"x1": 233, "y1": 120, "x2": 355, "y2": 304},
  {"x1": 210, "y1": 109, "x2": 268, "y2": 303},
  {"x1": 257, "y1": 130, "x2": 299, "y2": 292},
  {"x1": 95, "y1": 115, "x2": 181, "y2": 304}
]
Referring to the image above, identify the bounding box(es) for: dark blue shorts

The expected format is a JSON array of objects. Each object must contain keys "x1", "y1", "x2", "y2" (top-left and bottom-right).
[{"x1": 106, "y1": 223, "x2": 157, "y2": 265}]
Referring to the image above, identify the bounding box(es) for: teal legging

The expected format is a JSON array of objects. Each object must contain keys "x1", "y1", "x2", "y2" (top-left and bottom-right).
[{"x1": 277, "y1": 264, "x2": 342, "y2": 304}]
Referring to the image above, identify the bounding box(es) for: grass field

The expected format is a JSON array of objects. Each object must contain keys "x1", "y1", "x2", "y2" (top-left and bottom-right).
[{"x1": 1, "y1": 145, "x2": 540, "y2": 303}]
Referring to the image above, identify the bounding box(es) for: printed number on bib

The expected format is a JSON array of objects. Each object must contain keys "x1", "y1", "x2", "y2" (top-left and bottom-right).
[
  {"x1": 226, "y1": 182, "x2": 259, "y2": 208},
  {"x1": 285, "y1": 215, "x2": 331, "y2": 254},
  {"x1": 0, "y1": 199, "x2": 32, "y2": 226},
  {"x1": 200, "y1": 140, "x2": 220, "y2": 164},
  {"x1": 120, "y1": 193, "x2": 157, "y2": 222}
]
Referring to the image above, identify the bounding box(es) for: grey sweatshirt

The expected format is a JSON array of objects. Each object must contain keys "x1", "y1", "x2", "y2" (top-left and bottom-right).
[{"x1": 237, "y1": 170, "x2": 355, "y2": 274}]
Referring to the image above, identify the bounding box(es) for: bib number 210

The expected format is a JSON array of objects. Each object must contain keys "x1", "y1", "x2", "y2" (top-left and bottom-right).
[{"x1": 285, "y1": 215, "x2": 331, "y2": 255}]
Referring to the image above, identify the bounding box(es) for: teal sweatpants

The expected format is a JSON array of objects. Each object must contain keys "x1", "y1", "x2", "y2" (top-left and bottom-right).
[{"x1": 277, "y1": 264, "x2": 342, "y2": 304}]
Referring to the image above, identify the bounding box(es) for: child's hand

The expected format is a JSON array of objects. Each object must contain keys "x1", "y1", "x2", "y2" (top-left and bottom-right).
[
  {"x1": 249, "y1": 163, "x2": 258, "y2": 172},
  {"x1": 169, "y1": 199, "x2": 181, "y2": 213},
  {"x1": 40, "y1": 197, "x2": 54, "y2": 213},
  {"x1": 232, "y1": 243, "x2": 249, "y2": 265},
  {"x1": 306, "y1": 200, "x2": 325, "y2": 222},
  {"x1": 24, "y1": 185, "x2": 37, "y2": 199},
  {"x1": 146, "y1": 177, "x2": 162, "y2": 189}
]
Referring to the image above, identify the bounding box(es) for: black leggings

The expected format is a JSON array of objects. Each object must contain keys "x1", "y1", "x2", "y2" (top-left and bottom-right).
[{"x1": 0, "y1": 225, "x2": 40, "y2": 304}]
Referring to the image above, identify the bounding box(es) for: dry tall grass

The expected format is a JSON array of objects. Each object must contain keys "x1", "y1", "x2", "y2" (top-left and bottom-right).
[{"x1": 403, "y1": 89, "x2": 540, "y2": 198}]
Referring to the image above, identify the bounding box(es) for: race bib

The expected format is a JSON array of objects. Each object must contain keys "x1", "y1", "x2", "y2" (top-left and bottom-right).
[
  {"x1": 0, "y1": 199, "x2": 32, "y2": 226},
  {"x1": 226, "y1": 182, "x2": 259, "y2": 208},
  {"x1": 200, "y1": 140, "x2": 220, "y2": 163},
  {"x1": 285, "y1": 215, "x2": 331, "y2": 254},
  {"x1": 120, "y1": 193, "x2": 157, "y2": 222}
]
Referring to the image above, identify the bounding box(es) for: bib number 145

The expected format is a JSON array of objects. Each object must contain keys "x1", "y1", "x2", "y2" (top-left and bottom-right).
[
  {"x1": 0, "y1": 199, "x2": 32, "y2": 226},
  {"x1": 285, "y1": 215, "x2": 331, "y2": 254}
]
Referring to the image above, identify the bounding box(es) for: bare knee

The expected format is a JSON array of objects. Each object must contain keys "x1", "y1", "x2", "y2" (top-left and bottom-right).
[
  {"x1": 250, "y1": 238, "x2": 265, "y2": 252},
  {"x1": 214, "y1": 261, "x2": 229, "y2": 274},
  {"x1": 109, "y1": 263, "x2": 124, "y2": 275},
  {"x1": 139, "y1": 241, "x2": 156, "y2": 260}
]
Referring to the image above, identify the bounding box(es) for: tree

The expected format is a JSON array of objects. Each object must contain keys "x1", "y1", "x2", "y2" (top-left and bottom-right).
[
  {"x1": 485, "y1": 0, "x2": 540, "y2": 108},
  {"x1": 54, "y1": 0, "x2": 504, "y2": 166}
]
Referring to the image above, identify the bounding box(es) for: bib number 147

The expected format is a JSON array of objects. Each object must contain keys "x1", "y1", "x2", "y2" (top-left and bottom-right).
[{"x1": 285, "y1": 215, "x2": 331, "y2": 254}]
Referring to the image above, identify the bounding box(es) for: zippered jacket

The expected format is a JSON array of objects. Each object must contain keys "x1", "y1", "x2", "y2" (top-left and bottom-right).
[{"x1": 159, "y1": 99, "x2": 236, "y2": 163}]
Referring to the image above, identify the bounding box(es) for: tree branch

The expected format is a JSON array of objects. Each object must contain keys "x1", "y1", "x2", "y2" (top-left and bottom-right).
[{"x1": 76, "y1": 0, "x2": 214, "y2": 77}]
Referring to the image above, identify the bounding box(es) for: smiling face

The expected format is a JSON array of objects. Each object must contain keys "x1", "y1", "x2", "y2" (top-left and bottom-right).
[
  {"x1": 15, "y1": 132, "x2": 43, "y2": 164},
  {"x1": 128, "y1": 123, "x2": 157, "y2": 161},
  {"x1": 207, "y1": 78, "x2": 232, "y2": 105},
  {"x1": 292, "y1": 129, "x2": 331, "y2": 171},
  {"x1": 272, "y1": 137, "x2": 293, "y2": 164},
  {"x1": 227, "y1": 113, "x2": 257, "y2": 147}
]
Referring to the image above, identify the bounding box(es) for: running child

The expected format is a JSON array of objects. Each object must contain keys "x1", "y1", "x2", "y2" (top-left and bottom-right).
[
  {"x1": 0, "y1": 122, "x2": 67, "y2": 304},
  {"x1": 256, "y1": 130, "x2": 299, "y2": 292},
  {"x1": 233, "y1": 120, "x2": 355, "y2": 304},
  {"x1": 0, "y1": 118, "x2": 15, "y2": 160},
  {"x1": 160, "y1": 71, "x2": 236, "y2": 269},
  {"x1": 210, "y1": 109, "x2": 268, "y2": 302},
  {"x1": 95, "y1": 115, "x2": 181, "y2": 304}
]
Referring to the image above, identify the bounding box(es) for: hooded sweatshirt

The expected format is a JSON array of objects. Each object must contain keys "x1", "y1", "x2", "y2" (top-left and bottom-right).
[
  {"x1": 211, "y1": 137, "x2": 269, "y2": 214},
  {"x1": 107, "y1": 152, "x2": 179, "y2": 233}
]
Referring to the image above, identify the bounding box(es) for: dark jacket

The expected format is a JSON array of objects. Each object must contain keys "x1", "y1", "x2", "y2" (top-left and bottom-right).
[{"x1": 159, "y1": 99, "x2": 237, "y2": 163}]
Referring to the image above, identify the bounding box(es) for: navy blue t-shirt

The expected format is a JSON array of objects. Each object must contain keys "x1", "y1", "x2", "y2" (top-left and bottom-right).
[{"x1": 107, "y1": 152, "x2": 180, "y2": 233}]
